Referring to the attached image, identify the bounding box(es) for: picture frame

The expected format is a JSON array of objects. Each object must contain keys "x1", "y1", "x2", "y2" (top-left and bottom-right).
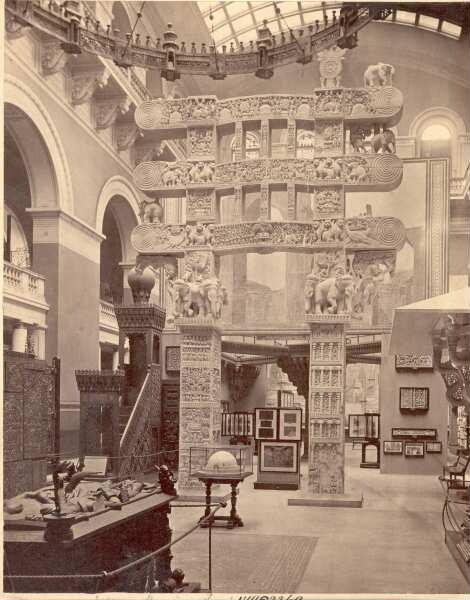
[
  {"x1": 425, "y1": 441, "x2": 442, "y2": 454},
  {"x1": 399, "y1": 387, "x2": 429, "y2": 413},
  {"x1": 165, "y1": 346, "x2": 181, "y2": 373},
  {"x1": 404, "y1": 442, "x2": 425, "y2": 458},
  {"x1": 395, "y1": 354, "x2": 433, "y2": 371},
  {"x1": 391, "y1": 428, "x2": 437, "y2": 439},
  {"x1": 383, "y1": 440, "x2": 403, "y2": 454},
  {"x1": 278, "y1": 408, "x2": 302, "y2": 441},
  {"x1": 259, "y1": 441, "x2": 298, "y2": 473},
  {"x1": 254, "y1": 408, "x2": 278, "y2": 440},
  {"x1": 222, "y1": 412, "x2": 253, "y2": 437}
]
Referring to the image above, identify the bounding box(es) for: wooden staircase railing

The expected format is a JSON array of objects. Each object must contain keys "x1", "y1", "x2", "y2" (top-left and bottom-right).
[{"x1": 119, "y1": 363, "x2": 161, "y2": 478}]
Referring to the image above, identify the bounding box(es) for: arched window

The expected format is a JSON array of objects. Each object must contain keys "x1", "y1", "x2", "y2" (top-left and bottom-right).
[{"x1": 420, "y1": 123, "x2": 452, "y2": 159}]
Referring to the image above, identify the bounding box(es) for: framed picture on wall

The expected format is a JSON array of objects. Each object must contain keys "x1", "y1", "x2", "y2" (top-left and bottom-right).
[
  {"x1": 255, "y1": 408, "x2": 278, "y2": 440},
  {"x1": 392, "y1": 428, "x2": 437, "y2": 439},
  {"x1": 259, "y1": 441, "x2": 298, "y2": 473},
  {"x1": 165, "y1": 346, "x2": 181, "y2": 373},
  {"x1": 383, "y1": 440, "x2": 403, "y2": 454},
  {"x1": 399, "y1": 387, "x2": 429, "y2": 413},
  {"x1": 425, "y1": 441, "x2": 442, "y2": 453},
  {"x1": 404, "y1": 442, "x2": 425, "y2": 458},
  {"x1": 395, "y1": 354, "x2": 433, "y2": 371},
  {"x1": 278, "y1": 408, "x2": 302, "y2": 441}
]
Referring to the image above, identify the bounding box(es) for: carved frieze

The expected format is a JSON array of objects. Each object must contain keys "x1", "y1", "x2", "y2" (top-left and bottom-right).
[
  {"x1": 187, "y1": 127, "x2": 214, "y2": 157},
  {"x1": 311, "y1": 187, "x2": 344, "y2": 217},
  {"x1": 186, "y1": 190, "x2": 215, "y2": 222},
  {"x1": 395, "y1": 354, "x2": 434, "y2": 371},
  {"x1": 75, "y1": 370, "x2": 125, "y2": 392},
  {"x1": 311, "y1": 366, "x2": 343, "y2": 388},
  {"x1": 134, "y1": 160, "x2": 214, "y2": 190},
  {"x1": 132, "y1": 218, "x2": 406, "y2": 255},
  {"x1": 311, "y1": 391, "x2": 342, "y2": 416}
]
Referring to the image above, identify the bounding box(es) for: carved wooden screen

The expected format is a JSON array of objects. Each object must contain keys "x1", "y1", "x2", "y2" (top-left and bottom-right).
[{"x1": 161, "y1": 383, "x2": 180, "y2": 470}]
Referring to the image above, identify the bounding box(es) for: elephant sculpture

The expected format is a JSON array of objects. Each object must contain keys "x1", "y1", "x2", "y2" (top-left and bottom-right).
[
  {"x1": 370, "y1": 129, "x2": 396, "y2": 154},
  {"x1": 162, "y1": 167, "x2": 183, "y2": 186},
  {"x1": 363, "y1": 62, "x2": 395, "y2": 87},
  {"x1": 347, "y1": 161, "x2": 368, "y2": 183},
  {"x1": 173, "y1": 276, "x2": 227, "y2": 319},
  {"x1": 313, "y1": 271, "x2": 355, "y2": 314}
]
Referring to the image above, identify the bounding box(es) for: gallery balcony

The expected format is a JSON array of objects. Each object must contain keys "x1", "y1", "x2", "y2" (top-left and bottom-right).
[{"x1": 3, "y1": 261, "x2": 49, "y2": 329}]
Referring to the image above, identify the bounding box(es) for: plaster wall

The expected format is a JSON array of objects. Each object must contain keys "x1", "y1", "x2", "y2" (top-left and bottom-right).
[{"x1": 380, "y1": 337, "x2": 448, "y2": 475}]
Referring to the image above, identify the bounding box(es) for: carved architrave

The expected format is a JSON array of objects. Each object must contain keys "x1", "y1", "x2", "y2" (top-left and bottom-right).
[
  {"x1": 133, "y1": 155, "x2": 403, "y2": 192},
  {"x1": 132, "y1": 218, "x2": 406, "y2": 255},
  {"x1": 70, "y1": 69, "x2": 110, "y2": 105},
  {"x1": 41, "y1": 41, "x2": 68, "y2": 75},
  {"x1": 95, "y1": 97, "x2": 131, "y2": 130},
  {"x1": 115, "y1": 122, "x2": 142, "y2": 151}
]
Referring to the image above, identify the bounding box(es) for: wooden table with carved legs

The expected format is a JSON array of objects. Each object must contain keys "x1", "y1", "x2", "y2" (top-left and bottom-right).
[{"x1": 194, "y1": 473, "x2": 251, "y2": 530}]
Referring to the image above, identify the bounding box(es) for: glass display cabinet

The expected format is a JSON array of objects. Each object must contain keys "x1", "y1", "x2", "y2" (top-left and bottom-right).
[{"x1": 189, "y1": 446, "x2": 253, "y2": 479}]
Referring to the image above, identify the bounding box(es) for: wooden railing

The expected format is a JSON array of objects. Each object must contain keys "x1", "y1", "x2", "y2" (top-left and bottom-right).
[{"x1": 119, "y1": 363, "x2": 161, "y2": 478}]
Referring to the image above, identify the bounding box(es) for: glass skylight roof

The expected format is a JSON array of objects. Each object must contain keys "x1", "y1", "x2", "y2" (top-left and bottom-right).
[{"x1": 196, "y1": 1, "x2": 463, "y2": 49}]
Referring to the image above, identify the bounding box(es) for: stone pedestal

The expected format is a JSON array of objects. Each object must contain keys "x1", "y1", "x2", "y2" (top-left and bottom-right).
[
  {"x1": 177, "y1": 317, "x2": 222, "y2": 489},
  {"x1": 307, "y1": 317, "x2": 348, "y2": 495}
]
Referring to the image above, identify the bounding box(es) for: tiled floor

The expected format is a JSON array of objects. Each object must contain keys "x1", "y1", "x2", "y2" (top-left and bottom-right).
[{"x1": 171, "y1": 445, "x2": 468, "y2": 594}]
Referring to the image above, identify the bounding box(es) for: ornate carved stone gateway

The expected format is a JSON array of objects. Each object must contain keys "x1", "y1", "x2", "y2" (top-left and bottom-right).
[{"x1": 127, "y1": 45, "x2": 406, "y2": 497}]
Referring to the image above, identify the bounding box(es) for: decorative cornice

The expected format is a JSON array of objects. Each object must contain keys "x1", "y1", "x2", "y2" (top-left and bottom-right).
[
  {"x1": 75, "y1": 369, "x2": 125, "y2": 392},
  {"x1": 114, "y1": 304, "x2": 167, "y2": 333}
]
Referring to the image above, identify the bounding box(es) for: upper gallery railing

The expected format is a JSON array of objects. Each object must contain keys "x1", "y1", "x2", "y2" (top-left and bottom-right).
[
  {"x1": 6, "y1": 1, "x2": 392, "y2": 80},
  {"x1": 3, "y1": 261, "x2": 46, "y2": 302}
]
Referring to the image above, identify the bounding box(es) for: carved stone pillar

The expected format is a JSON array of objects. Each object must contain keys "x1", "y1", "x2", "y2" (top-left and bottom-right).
[
  {"x1": 177, "y1": 319, "x2": 222, "y2": 489},
  {"x1": 233, "y1": 121, "x2": 243, "y2": 161},
  {"x1": 75, "y1": 370, "x2": 124, "y2": 475},
  {"x1": 260, "y1": 119, "x2": 270, "y2": 157},
  {"x1": 307, "y1": 322, "x2": 347, "y2": 494},
  {"x1": 233, "y1": 186, "x2": 243, "y2": 222}
]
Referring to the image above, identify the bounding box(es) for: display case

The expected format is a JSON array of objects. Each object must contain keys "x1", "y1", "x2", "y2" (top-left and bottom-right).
[
  {"x1": 399, "y1": 387, "x2": 429, "y2": 413},
  {"x1": 348, "y1": 413, "x2": 380, "y2": 439},
  {"x1": 189, "y1": 446, "x2": 253, "y2": 479}
]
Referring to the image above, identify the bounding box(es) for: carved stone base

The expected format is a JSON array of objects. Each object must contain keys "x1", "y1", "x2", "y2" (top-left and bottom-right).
[{"x1": 305, "y1": 312, "x2": 351, "y2": 323}]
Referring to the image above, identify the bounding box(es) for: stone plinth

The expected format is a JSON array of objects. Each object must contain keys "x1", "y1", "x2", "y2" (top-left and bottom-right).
[{"x1": 177, "y1": 317, "x2": 222, "y2": 489}]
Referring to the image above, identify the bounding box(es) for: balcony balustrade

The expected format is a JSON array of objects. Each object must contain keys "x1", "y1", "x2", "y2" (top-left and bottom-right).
[{"x1": 3, "y1": 262, "x2": 46, "y2": 302}]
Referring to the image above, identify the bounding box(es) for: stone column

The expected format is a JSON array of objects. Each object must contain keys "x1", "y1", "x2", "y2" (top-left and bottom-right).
[
  {"x1": 177, "y1": 318, "x2": 222, "y2": 489},
  {"x1": 112, "y1": 349, "x2": 119, "y2": 370},
  {"x1": 32, "y1": 326, "x2": 46, "y2": 360},
  {"x1": 307, "y1": 320, "x2": 347, "y2": 494},
  {"x1": 12, "y1": 322, "x2": 28, "y2": 353}
]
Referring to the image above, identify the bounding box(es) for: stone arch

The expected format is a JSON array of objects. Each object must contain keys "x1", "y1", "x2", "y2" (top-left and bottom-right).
[
  {"x1": 409, "y1": 107, "x2": 467, "y2": 176},
  {"x1": 4, "y1": 75, "x2": 74, "y2": 213},
  {"x1": 96, "y1": 176, "x2": 141, "y2": 262}
]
